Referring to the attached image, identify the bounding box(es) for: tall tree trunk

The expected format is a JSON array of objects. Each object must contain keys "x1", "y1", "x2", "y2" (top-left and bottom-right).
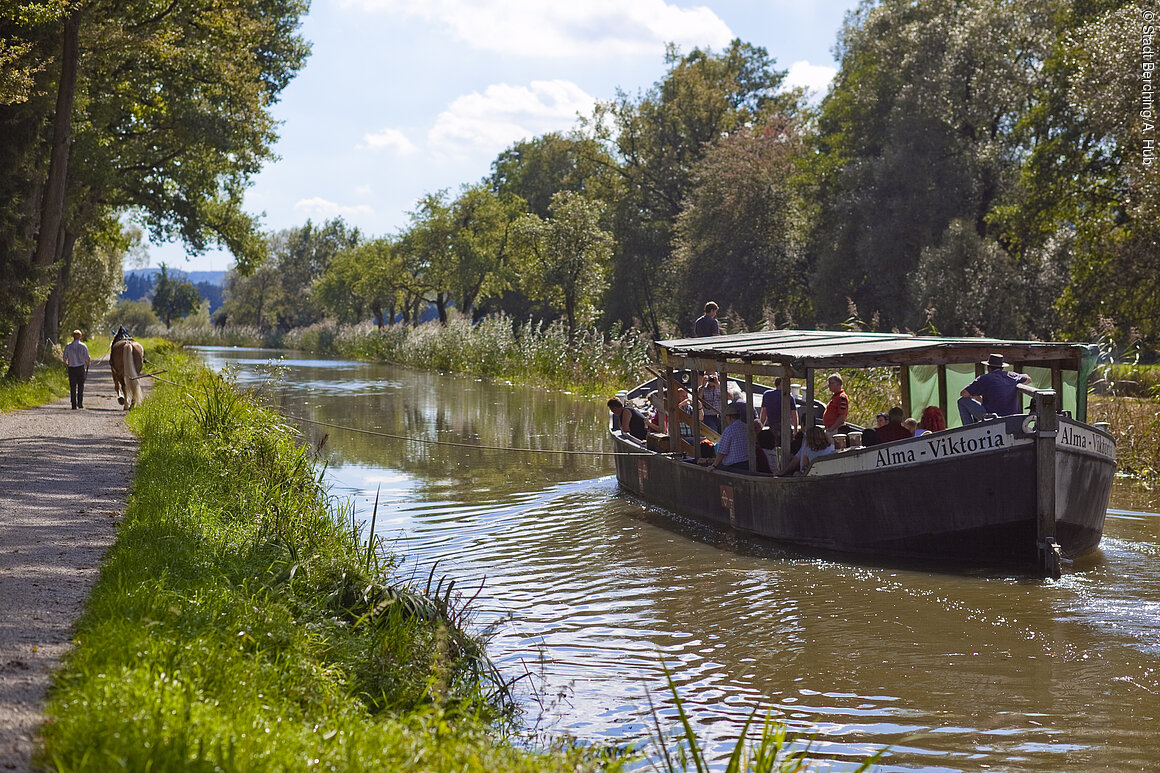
[
  {"x1": 7, "y1": 11, "x2": 79, "y2": 379},
  {"x1": 42, "y1": 229, "x2": 77, "y2": 343},
  {"x1": 435, "y1": 293, "x2": 447, "y2": 324}
]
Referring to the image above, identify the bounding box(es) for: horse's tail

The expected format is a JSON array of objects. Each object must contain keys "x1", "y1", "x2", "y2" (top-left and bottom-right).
[{"x1": 123, "y1": 341, "x2": 144, "y2": 406}]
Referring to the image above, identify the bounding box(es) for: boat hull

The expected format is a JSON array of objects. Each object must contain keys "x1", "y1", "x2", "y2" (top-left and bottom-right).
[{"x1": 611, "y1": 415, "x2": 1114, "y2": 570}]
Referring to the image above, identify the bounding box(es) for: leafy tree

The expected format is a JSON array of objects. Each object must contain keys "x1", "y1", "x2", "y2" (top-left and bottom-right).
[
  {"x1": 491, "y1": 132, "x2": 619, "y2": 217},
  {"x1": 671, "y1": 120, "x2": 810, "y2": 330},
  {"x1": 447, "y1": 184, "x2": 525, "y2": 318},
  {"x1": 2, "y1": 0, "x2": 309, "y2": 377},
  {"x1": 267, "y1": 218, "x2": 360, "y2": 330},
  {"x1": 151, "y1": 265, "x2": 202, "y2": 328},
  {"x1": 591, "y1": 40, "x2": 797, "y2": 334},
  {"x1": 221, "y1": 263, "x2": 280, "y2": 329},
  {"x1": 60, "y1": 215, "x2": 129, "y2": 338},
  {"x1": 314, "y1": 238, "x2": 408, "y2": 327},
  {"x1": 513, "y1": 192, "x2": 614, "y2": 337},
  {"x1": 810, "y1": 0, "x2": 1054, "y2": 331},
  {"x1": 998, "y1": 1, "x2": 1160, "y2": 347},
  {"x1": 399, "y1": 192, "x2": 456, "y2": 323}
]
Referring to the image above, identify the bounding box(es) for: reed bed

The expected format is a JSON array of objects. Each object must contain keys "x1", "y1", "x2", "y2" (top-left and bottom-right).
[
  {"x1": 281, "y1": 315, "x2": 655, "y2": 394},
  {"x1": 39, "y1": 347, "x2": 618, "y2": 772}
]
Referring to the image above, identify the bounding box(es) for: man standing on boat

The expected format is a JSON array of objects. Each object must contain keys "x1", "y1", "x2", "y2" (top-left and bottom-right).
[
  {"x1": 694, "y1": 301, "x2": 720, "y2": 337},
  {"x1": 822, "y1": 374, "x2": 849, "y2": 439},
  {"x1": 958, "y1": 353, "x2": 1032, "y2": 424}
]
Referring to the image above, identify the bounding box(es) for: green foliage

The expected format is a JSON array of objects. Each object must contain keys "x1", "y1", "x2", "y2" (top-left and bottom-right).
[
  {"x1": 60, "y1": 215, "x2": 130, "y2": 339},
  {"x1": 150, "y1": 264, "x2": 203, "y2": 328},
  {"x1": 671, "y1": 122, "x2": 810, "y2": 330},
  {"x1": 105, "y1": 298, "x2": 160, "y2": 336},
  {"x1": 513, "y1": 191, "x2": 614, "y2": 337},
  {"x1": 593, "y1": 40, "x2": 795, "y2": 334},
  {"x1": 810, "y1": 0, "x2": 1054, "y2": 330},
  {"x1": 40, "y1": 350, "x2": 620, "y2": 772},
  {"x1": 0, "y1": 0, "x2": 309, "y2": 374}
]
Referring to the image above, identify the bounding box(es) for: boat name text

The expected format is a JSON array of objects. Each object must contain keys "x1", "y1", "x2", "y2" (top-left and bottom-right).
[{"x1": 875, "y1": 428, "x2": 1006, "y2": 468}]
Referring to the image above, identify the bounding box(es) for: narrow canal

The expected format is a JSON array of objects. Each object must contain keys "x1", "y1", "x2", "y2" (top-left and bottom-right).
[{"x1": 195, "y1": 346, "x2": 1159, "y2": 771}]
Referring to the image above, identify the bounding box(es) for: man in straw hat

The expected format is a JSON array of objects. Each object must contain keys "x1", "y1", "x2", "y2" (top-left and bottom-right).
[
  {"x1": 63, "y1": 329, "x2": 91, "y2": 409},
  {"x1": 958, "y1": 353, "x2": 1031, "y2": 424}
]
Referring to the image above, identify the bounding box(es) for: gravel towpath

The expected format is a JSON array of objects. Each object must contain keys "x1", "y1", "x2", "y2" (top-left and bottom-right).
[{"x1": 0, "y1": 371, "x2": 139, "y2": 772}]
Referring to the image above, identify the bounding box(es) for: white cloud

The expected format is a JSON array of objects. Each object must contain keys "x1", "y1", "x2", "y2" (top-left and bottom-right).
[
  {"x1": 358, "y1": 128, "x2": 418, "y2": 155},
  {"x1": 784, "y1": 60, "x2": 837, "y2": 97},
  {"x1": 294, "y1": 197, "x2": 376, "y2": 219},
  {"x1": 428, "y1": 80, "x2": 597, "y2": 158},
  {"x1": 355, "y1": 184, "x2": 373, "y2": 195},
  {"x1": 337, "y1": 0, "x2": 733, "y2": 58}
]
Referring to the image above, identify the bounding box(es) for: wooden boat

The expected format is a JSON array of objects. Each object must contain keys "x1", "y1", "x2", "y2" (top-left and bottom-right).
[{"x1": 609, "y1": 330, "x2": 1117, "y2": 577}]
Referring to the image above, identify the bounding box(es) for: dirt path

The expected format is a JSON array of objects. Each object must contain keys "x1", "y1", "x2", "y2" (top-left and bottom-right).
[{"x1": 0, "y1": 370, "x2": 139, "y2": 772}]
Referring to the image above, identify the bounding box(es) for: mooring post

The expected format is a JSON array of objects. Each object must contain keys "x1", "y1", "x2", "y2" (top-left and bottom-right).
[{"x1": 1031, "y1": 387, "x2": 1060, "y2": 578}]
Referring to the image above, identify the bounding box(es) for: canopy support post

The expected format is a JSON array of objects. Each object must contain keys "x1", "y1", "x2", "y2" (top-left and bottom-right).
[{"x1": 745, "y1": 371, "x2": 756, "y2": 472}]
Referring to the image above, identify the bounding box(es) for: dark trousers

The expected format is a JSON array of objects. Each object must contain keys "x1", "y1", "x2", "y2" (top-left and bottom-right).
[
  {"x1": 957, "y1": 395, "x2": 985, "y2": 425},
  {"x1": 68, "y1": 365, "x2": 87, "y2": 408}
]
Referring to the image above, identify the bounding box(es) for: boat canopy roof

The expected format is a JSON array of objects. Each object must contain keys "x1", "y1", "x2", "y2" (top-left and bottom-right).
[{"x1": 657, "y1": 329, "x2": 1096, "y2": 377}]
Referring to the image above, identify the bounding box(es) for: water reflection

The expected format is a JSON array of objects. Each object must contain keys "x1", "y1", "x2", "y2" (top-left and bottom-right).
[{"x1": 193, "y1": 347, "x2": 1160, "y2": 771}]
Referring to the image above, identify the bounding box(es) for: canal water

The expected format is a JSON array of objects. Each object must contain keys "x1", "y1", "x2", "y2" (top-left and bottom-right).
[{"x1": 193, "y1": 347, "x2": 1159, "y2": 771}]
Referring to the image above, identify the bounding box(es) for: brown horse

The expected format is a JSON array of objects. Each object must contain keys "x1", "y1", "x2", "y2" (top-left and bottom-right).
[{"x1": 110, "y1": 329, "x2": 145, "y2": 409}]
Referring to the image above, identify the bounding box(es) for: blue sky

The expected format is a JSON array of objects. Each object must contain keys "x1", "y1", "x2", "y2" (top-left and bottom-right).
[{"x1": 149, "y1": 0, "x2": 862, "y2": 272}]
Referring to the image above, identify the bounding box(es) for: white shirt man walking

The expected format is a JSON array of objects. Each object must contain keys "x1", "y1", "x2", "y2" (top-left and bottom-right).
[{"x1": 63, "y1": 329, "x2": 90, "y2": 409}]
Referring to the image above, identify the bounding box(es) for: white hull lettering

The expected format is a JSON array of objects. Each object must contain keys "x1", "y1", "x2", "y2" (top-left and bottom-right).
[
  {"x1": 1059, "y1": 424, "x2": 1116, "y2": 460},
  {"x1": 927, "y1": 428, "x2": 1005, "y2": 459}
]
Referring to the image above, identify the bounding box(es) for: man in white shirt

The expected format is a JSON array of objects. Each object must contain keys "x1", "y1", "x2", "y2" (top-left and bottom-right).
[{"x1": 63, "y1": 329, "x2": 90, "y2": 409}]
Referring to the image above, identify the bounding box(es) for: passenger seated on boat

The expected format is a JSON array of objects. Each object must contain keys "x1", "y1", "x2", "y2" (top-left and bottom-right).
[
  {"x1": 915, "y1": 406, "x2": 946, "y2": 436},
  {"x1": 607, "y1": 397, "x2": 654, "y2": 441},
  {"x1": 875, "y1": 406, "x2": 912, "y2": 443},
  {"x1": 779, "y1": 426, "x2": 834, "y2": 476},
  {"x1": 756, "y1": 428, "x2": 779, "y2": 473},
  {"x1": 702, "y1": 402, "x2": 749, "y2": 471},
  {"x1": 902, "y1": 417, "x2": 918, "y2": 435},
  {"x1": 958, "y1": 353, "x2": 1032, "y2": 424}
]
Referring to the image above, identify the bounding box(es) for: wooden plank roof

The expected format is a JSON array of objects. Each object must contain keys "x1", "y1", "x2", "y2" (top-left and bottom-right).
[{"x1": 657, "y1": 329, "x2": 1095, "y2": 372}]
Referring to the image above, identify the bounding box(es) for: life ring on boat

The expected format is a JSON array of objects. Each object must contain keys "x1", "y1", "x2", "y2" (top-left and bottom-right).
[{"x1": 1021, "y1": 415, "x2": 1038, "y2": 434}]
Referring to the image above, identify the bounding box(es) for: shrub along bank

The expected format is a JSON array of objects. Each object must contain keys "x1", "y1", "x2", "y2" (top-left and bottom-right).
[{"x1": 39, "y1": 345, "x2": 618, "y2": 771}]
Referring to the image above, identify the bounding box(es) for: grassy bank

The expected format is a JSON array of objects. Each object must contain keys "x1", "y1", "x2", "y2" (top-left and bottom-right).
[
  {"x1": 39, "y1": 345, "x2": 618, "y2": 771},
  {"x1": 0, "y1": 362, "x2": 68, "y2": 413}
]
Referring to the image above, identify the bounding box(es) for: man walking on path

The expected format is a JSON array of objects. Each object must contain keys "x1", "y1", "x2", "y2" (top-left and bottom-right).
[
  {"x1": 63, "y1": 330, "x2": 90, "y2": 409},
  {"x1": 0, "y1": 376, "x2": 138, "y2": 771}
]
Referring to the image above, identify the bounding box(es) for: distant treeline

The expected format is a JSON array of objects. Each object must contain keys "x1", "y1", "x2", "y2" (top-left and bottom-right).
[
  {"x1": 5, "y1": 0, "x2": 1155, "y2": 383},
  {"x1": 122, "y1": 271, "x2": 224, "y2": 313}
]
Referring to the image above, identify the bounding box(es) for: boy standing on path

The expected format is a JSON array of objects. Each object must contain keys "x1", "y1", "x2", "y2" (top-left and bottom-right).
[{"x1": 63, "y1": 330, "x2": 90, "y2": 410}]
